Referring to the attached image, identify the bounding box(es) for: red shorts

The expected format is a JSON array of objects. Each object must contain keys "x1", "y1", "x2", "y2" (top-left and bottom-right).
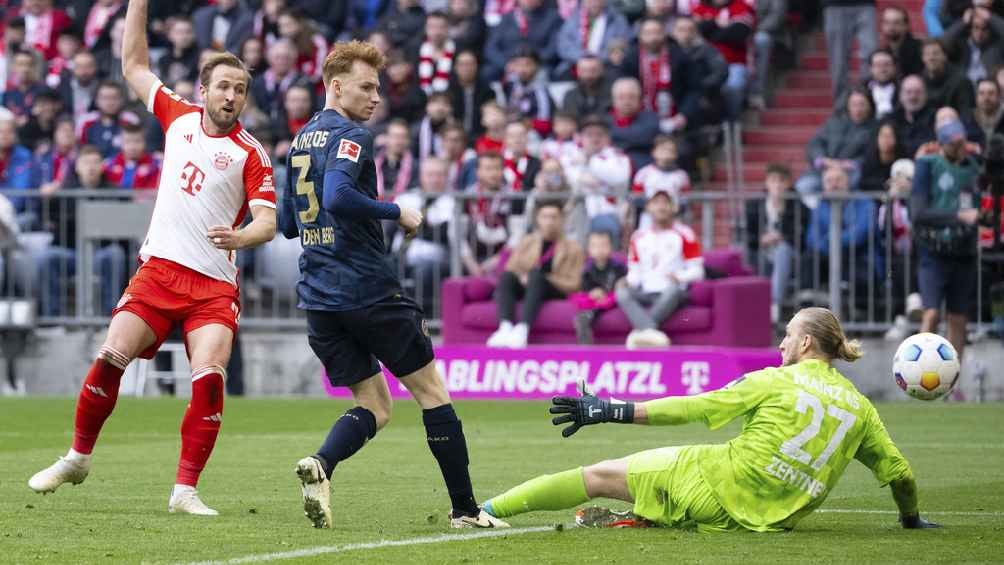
[{"x1": 112, "y1": 257, "x2": 240, "y2": 360}]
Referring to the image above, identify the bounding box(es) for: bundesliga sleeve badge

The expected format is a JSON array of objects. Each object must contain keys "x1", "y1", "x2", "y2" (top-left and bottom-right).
[{"x1": 337, "y1": 139, "x2": 361, "y2": 163}]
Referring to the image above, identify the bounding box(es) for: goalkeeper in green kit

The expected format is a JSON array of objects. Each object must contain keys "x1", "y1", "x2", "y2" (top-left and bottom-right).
[{"x1": 482, "y1": 308, "x2": 940, "y2": 532}]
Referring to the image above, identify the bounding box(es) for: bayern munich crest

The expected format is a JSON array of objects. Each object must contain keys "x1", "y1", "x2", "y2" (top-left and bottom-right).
[{"x1": 213, "y1": 152, "x2": 234, "y2": 171}]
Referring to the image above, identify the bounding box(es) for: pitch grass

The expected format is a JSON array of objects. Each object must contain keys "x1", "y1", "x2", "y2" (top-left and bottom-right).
[{"x1": 1, "y1": 399, "x2": 1002, "y2": 564}]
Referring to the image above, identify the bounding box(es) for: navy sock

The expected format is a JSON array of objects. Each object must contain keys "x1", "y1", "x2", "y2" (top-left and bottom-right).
[
  {"x1": 315, "y1": 406, "x2": 377, "y2": 479},
  {"x1": 423, "y1": 404, "x2": 479, "y2": 516}
]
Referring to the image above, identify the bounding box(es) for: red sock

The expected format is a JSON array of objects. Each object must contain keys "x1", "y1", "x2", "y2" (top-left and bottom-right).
[
  {"x1": 176, "y1": 366, "x2": 226, "y2": 487},
  {"x1": 72, "y1": 347, "x2": 129, "y2": 454}
]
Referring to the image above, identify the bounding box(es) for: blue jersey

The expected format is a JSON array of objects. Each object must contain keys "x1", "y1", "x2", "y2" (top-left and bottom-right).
[{"x1": 283, "y1": 109, "x2": 401, "y2": 311}]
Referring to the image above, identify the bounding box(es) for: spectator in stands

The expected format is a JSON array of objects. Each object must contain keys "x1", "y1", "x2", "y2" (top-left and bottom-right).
[
  {"x1": 461, "y1": 151, "x2": 511, "y2": 276},
  {"x1": 692, "y1": 0, "x2": 755, "y2": 120},
  {"x1": 796, "y1": 88, "x2": 877, "y2": 203},
  {"x1": 93, "y1": 14, "x2": 125, "y2": 86},
  {"x1": 448, "y1": 50, "x2": 496, "y2": 142},
  {"x1": 157, "y1": 18, "x2": 199, "y2": 86},
  {"x1": 349, "y1": 0, "x2": 392, "y2": 36},
  {"x1": 745, "y1": 163, "x2": 809, "y2": 323},
  {"x1": 878, "y1": 157, "x2": 917, "y2": 340},
  {"x1": 8, "y1": 0, "x2": 72, "y2": 60},
  {"x1": 2, "y1": 50, "x2": 44, "y2": 125},
  {"x1": 486, "y1": 200, "x2": 584, "y2": 348},
  {"x1": 103, "y1": 123, "x2": 159, "y2": 191},
  {"x1": 501, "y1": 120, "x2": 541, "y2": 197},
  {"x1": 483, "y1": 0, "x2": 561, "y2": 82},
  {"x1": 805, "y1": 166, "x2": 880, "y2": 286},
  {"x1": 252, "y1": 0, "x2": 284, "y2": 48},
  {"x1": 617, "y1": 189, "x2": 703, "y2": 348},
  {"x1": 45, "y1": 27, "x2": 81, "y2": 89},
  {"x1": 1, "y1": 18, "x2": 27, "y2": 93},
  {"x1": 251, "y1": 39, "x2": 310, "y2": 123},
  {"x1": 57, "y1": 50, "x2": 98, "y2": 120},
  {"x1": 377, "y1": 0, "x2": 427, "y2": 55},
  {"x1": 416, "y1": 11, "x2": 456, "y2": 95},
  {"x1": 475, "y1": 101, "x2": 506, "y2": 154},
  {"x1": 560, "y1": 55, "x2": 613, "y2": 118},
  {"x1": 393, "y1": 157, "x2": 456, "y2": 313},
  {"x1": 525, "y1": 157, "x2": 571, "y2": 223},
  {"x1": 240, "y1": 37, "x2": 266, "y2": 80},
  {"x1": 277, "y1": 7, "x2": 328, "y2": 82},
  {"x1": 414, "y1": 91, "x2": 453, "y2": 160},
  {"x1": 892, "y1": 75, "x2": 937, "y2": 156},
  {"x1": 881, "y1": 6, "x2": 924, "y2": 77},
  {"x1": 17, "y1": 87, "x2": 61, "y2": 152},
  {"x1": 820, "y1": 0, "x2": 877, "y2": 106},
  {"x1": 37, "y1": 144, "x2": 126, "y2": 316},
  {"x1": 618, "y1": 18, "x2": 701, "y2": 137},
  {"x1": 631, "y1": 135, "x2": 691, "y2": 230},
  {"x1": 750, "y1": 0, "x2": 787, "y2": 110},
  {"x1": 637, "y1": 0, "x2": 681, "y2": 32},
  {"x1": 608, "y1": 77, "x2": 660, "y2": 171},
  {"x1": 501, "y1": 45, "x2": 554, "y2": 138},
  {"x1": 556, "y1": 0, "x2": 632, "y2": 79},
  {"x1": 572, "y1": 230, "x2": 627, "y2": 344},
  {"x1": 671, "y1": 15, "x2": 728, "y2": 125},
  {"x1": 922, "y1": 38, "x2": 975, "y2": 113},
  {"x1": 863, "y1": 48, "x2": 900, "y2": 119},
  {"x1": 383, "y1": 49, "x2": 427, "y2": 125},
  {"x1": 540, "y1": 112, "x2": 580, "y2": 162},
  {"x1": 293, "y1": 0, "x2": 348, "y2": 39},
  {"x1": 446, "y1": 0, "x2": 486, "y2": 54},
  {"x1": 37, "y1": 116, "x2": 76, "y2": 195},
  {"x1": 0, "y1": 116, "x2": 37, "y2": 217},
  {"x1": 79, "y1": 80, "x2": 136, "y2": 159},
  {"x1": 376, "y1": 118, "x2": 418, "y2": 201},
  {"x1": 193, "y1": 0, "x2": 254, "y2": 54},
  {"x1": 441, "y1": 122, "x2": 476, "y2": 191},
  {"x1": 997, "y1": 65, "x2": 1004, "y2": 93},
  {"x1": 943, "y1": 6, "x2": 1004, "y2": 84},
  {"x1": 973, "y1": 78, "x2": 1004, "y2": 140},
  {"x1": 912, "y1": 116, "x2": 981, "y2": 363},
  {"x1": 860, "y1": 122, "x2": 908, "y2": 191},
  {"x1": 562, "y1": 114, "x2": 632, "y2": 246},
  {"x1": 82, "y1": 0, "x2": 124, "y2": 51}
]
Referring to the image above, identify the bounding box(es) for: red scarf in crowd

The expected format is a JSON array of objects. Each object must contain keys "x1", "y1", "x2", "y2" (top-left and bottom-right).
[
  {"x1": 502, "y1": 150, "x2": 529, "y2": 191},
  {"x1": 639, "y1": 47, "x2": 674, "y2": 118},
  {"x1": 418, "y1": 39, "x2": 455, "y2": 94},
  {"x1": 610, "y1": 109, "x2": 636, "y2": 128},
  {"x1": 374, "y1": 150, "x2": 414, "y2": 200}
]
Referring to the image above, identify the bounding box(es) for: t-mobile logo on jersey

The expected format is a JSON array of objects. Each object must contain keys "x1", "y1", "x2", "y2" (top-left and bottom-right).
[
  {"x1": 180, "y1": 161, "x2": 206, "y2": 195},
  {"x1": 681, "y1": 361, "x2": 710, "y2": 395}
]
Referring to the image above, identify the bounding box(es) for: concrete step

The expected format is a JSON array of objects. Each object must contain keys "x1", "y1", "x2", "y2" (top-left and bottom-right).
[{"x1": 757, "y1": 108, "x2": 832, "y2": 127}]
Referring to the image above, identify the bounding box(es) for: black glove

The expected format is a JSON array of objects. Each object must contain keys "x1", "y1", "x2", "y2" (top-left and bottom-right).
[
  {"x1": 900, "y1": 513, "x2": 941, "y2": 529},
  {"x1": 549, "y1": 381, "x2": 634, "y2": 437}
]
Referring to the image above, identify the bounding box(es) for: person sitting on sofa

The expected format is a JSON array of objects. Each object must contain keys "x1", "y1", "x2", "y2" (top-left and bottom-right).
[
  {"x1": 616, "y1": 189, "x2": 705, "y2": 349},
  {"x1": 486, "y1": 201, "x2": 585, "y2": 348},
  {"x1": 571, "y1": 230, "x2": 628, "y2": 345}
]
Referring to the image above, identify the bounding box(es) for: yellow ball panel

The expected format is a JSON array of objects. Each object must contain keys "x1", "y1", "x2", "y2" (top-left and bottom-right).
[{"x1": 920, "y1": 372, "x2": 941, "y2": 391}]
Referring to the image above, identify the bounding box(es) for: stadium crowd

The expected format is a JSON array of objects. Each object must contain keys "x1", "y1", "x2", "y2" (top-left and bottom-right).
[{"x1": 0, "y1": 0, "x2": 1002, "y2": 348}]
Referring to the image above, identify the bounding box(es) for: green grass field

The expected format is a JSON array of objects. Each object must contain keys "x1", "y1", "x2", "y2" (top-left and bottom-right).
[{"x1": 1, "y1": 398, "x2": 1002, "y2": 564}]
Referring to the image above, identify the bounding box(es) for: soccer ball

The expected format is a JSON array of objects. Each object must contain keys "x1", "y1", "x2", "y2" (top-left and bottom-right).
[{"x1": 892, "y1": 333, "x2": 960, "y2": 401}]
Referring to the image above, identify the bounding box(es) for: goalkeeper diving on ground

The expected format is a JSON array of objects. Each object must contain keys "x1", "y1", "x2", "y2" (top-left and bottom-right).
[{"x1": 482, "y1": 307, "x2": 941, "y2": 532}]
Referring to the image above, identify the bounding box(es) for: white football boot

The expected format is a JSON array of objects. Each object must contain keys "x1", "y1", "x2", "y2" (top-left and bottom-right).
[
  {"x1": 507, "y1": 323, "x2": 529, "y2": 348},
  {"x1": 28, "y1": 455, "x2": 90, "y2": 494},
  {"x1": 450, "y1": 509, "x2": 511, "y2": 529},
  {"x1": 295, "y1": 456, "x2": 332, "y2": 528},
  {"x1": 486, "y1": 321, "x2": 514, "y2": 348},
  {"x1": 168, "y1": 486, "x2": 219, "y2": 516}
]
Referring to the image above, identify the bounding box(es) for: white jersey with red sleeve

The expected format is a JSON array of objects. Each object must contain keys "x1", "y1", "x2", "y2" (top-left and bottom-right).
[
  {"x1": 631, "y1": 164, "x2": 691, "y2": 200},
  {"x1": 626, "y1": 221, "x2": 704, "y2": 293},
  {"x1": 138, "y1": 81, "x2": 276, "y2": 286}
]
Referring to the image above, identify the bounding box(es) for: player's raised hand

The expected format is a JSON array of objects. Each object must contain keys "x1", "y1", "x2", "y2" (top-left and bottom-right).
[
  {"x1": 398, "y1": 206, "x2": 423, "y2": 239},
  {"x1": 549, "y1": 379, "x2": 635, "y2": 437},
  {"x1": 207, "y1": 225, "x2": 244, "y2": 250}
]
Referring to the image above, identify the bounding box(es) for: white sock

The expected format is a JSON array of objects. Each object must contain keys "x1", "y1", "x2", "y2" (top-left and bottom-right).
[
  {"x1": 172, "y1": 484, "x2": 196, "y2": 499},
  {"x1": 65, "y1": 448, "x2": 91, "y2": 464}
]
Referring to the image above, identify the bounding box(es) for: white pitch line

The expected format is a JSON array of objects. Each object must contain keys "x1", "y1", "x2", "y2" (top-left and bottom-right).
[
  {"x1": 820, "y1": 509, "x2": 1004, "y2": 517},
  {"x1": 173, "y1": 526, "x2": 555, "y2": 565}
]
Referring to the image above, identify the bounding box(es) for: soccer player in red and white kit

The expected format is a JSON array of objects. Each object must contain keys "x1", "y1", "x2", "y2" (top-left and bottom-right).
[{"x1": 28, "y1": 0, "x2": 277, "y2": 516}]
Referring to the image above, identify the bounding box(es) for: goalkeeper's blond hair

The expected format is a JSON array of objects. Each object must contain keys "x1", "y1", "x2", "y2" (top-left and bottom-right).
[{"x1": 798, "y1": 307, "x2": 863, "y2": 362}]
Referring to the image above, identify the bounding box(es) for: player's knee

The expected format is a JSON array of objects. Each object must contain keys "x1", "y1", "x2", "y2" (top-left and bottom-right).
[{"x1": 96, "y1": 345, "x2": 132, "y2": 371}]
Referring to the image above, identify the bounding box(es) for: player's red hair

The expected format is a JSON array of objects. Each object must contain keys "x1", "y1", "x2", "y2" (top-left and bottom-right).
[{"x1": 322, "y1": 40, "x2": 386, "y2": 86}]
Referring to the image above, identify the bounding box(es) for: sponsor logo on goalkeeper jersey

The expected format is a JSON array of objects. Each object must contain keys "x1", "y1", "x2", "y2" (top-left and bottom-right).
[{"x1": 764, "y1": 456, "x2": 827, "y2": 498}]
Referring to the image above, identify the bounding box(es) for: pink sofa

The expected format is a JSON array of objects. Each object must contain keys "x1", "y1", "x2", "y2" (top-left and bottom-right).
[{"x1": 441, "y1": 248, "x2": 772, "y2": 347}]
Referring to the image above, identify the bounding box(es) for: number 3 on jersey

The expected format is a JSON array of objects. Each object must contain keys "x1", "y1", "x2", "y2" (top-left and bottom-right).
[
  {"x1": 291, "y1": 154, "x2": 319, "y2": 224},
  {"x1": 780, "y1": 391, "x2": 857, "y2": 471}
]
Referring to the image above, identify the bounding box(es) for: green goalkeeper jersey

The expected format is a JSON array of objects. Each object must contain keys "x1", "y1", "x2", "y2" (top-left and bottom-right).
[{"x1": 642, "y1": 358, "x2": 914, "y2": 532}]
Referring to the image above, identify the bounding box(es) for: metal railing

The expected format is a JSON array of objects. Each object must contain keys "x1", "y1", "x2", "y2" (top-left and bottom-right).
[{"x1": 2, "y1": 187, "x2": 996, "y2": 335}]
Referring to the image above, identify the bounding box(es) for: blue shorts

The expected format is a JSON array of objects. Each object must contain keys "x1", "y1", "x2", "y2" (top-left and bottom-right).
[
  {"x1": 306, "y1": 293, "x2": 435, "y2": 387},
  {"x1": 917, "y1": 249, "x2": 978, "y2": 315}
]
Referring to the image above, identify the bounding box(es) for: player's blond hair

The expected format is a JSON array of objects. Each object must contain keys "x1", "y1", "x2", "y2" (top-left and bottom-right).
[
  {"x1": 322, "y1": 41, "x2": 386, "y2": 86},
  {"x1": 199, "y1": 51, "x2": 251, "y2": 89},
  {"x1": 798, "y1": 307, "x2": 863, "y2": 362}
]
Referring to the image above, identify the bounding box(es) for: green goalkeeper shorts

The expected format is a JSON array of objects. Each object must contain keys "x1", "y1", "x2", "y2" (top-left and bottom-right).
[{"x1": 626, "y1": 445, "x2": 742, "y2": 532}]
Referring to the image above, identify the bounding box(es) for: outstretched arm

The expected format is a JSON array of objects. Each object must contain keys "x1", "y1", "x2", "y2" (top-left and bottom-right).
[{"x1": 122, "y1": 0, "x2": 160, "y2": 107}]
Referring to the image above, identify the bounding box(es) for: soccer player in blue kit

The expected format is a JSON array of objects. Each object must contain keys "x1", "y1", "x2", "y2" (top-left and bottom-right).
[{"x1": 279, "y1": 41, "x2": 509, "y2": 530}]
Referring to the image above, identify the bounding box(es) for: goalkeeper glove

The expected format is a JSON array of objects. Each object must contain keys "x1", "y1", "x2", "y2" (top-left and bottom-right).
[
  {"x1": 549, "y1": 380, "x2": 635, "y2": 437},
  {"x1": 899, "y1": 513, "x2": 941, "y2": 529}
]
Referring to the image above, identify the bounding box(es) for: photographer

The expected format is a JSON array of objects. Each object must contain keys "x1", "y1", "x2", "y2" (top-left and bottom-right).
[{"x1": 911, "y1": 113, "x2": 981, "y2": 363}]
